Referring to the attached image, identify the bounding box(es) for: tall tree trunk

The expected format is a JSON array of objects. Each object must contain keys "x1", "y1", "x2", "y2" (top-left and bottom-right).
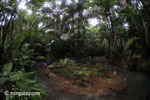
[
  {"x1": 0, "y1": 1, "x2": 20, "y2": 68},
  {"x1": 108, "y1": 11, "x2": 117, "y2": 54},
  {"x1": 142, "y1": 18, "x2": 149, "y2": 46},
  {"x1": 0, "y1": 24, "x2": 7, "y2": 66}
]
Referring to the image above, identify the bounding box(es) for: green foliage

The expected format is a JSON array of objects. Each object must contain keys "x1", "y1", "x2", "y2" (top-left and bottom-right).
[
  {"x1": 124, "y1": 37, "x2": 139, "y2": 50},
  {"x1": 59, "y1": 58, "x2": 76, "y2": 65},
  {"x1": 2, "y1": 63, "x2": 12, "y2": 75},
  {"x1": 28, "y1": 0, "x2": 45, "y2": 7},
  {"x1": 92, "y1": 68, "x2": 99, "y2": 75},
  {"x1": 48, "y1": 57, "x2": 107, "y2": 78},
  {"x1": 74, "y1": 69, "x2": 91, "y2": 77},
  {"x1": 14, "y1": 47, "x2": 35, "y2": 70},
  {"x1": 0, "y1": 77, "x2": 9, "y2": 85},
  {"x1": 0, "y1": 63, "x2": 46, "y2": 100},
  {"x1": 91, "y1": 0, "x2": 114, "y2": 10},
  {"x1": 48, "y1": 58, "x2": 76, "y2": 69}
]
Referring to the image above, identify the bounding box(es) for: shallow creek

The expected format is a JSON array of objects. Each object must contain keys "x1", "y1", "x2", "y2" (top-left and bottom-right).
[{"x1": 33, "y1": 57, "x2": 150, "y2": 100}]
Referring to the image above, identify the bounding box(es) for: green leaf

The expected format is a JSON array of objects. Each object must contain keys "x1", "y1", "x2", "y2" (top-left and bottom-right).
[
  {"x1": 6, "y1": 95, "x2": 10, "y2": 100},
  {"x1": 24, "y1": 78, "x2": 37, "y2": 83},
  {"x1": 32, "y1": 84, "x2": 46, "y2": 94},
  {"x1": 9, "y1": 0, "x2": 16, "y2": 4},
  {"x1": 2, "y1": 63, "x2": 12, "y2": 75},
  {"x1": 108, "y1": 0, "x2": 114, "y2": 8},
  {"x1": 45, "y1": 29, "x2": 55, "y2": 33},
  {"x1": 31, "y1": 87, "x2": 43, "y2": 91},
  {"x1": 10, "y1": 72, "x2": 22, "y2": 81},
  {"x1": 124, "y1": 37, "x2": 139, "y2": 50},
  {"x1": 33, "y1": 83, "x2": 40, "y2": 87},
  {"x1": 16, "y1": 81, "x2": 31, "y2": 91},
  {"x1": 0, "y1": 77, "x2": 9, "y2": 85},
  {"x1": 6, "y1": 95, "x2": 14, "y2": 100}
]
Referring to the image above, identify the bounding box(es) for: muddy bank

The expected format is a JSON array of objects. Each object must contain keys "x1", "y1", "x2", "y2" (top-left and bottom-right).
[{"x1": 44, "y1": 68, "x2": 127, "y2": 96}]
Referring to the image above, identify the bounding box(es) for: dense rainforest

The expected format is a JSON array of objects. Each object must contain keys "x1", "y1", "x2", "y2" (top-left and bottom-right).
[{"x1": 0, "y1": 0, "x2": 150, "y2": 100}]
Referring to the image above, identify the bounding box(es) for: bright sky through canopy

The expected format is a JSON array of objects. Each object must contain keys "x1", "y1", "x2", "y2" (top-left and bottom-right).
[
  {"x1": 88, "y1": 18, "x2": 99, "y2": 26},
  {"x1": 18, "y1": 0, "x2": 99, "y2": 26},
  {"x1": 18, "y1": 0, "x2": 27, "y2": 9}
]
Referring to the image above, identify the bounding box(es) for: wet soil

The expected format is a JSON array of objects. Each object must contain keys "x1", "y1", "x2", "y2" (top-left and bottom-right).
[{"x1": 43, "y1": 67, "x2": 127, "y2": 96}]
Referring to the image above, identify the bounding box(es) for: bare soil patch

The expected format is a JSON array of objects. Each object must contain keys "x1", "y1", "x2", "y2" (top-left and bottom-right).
[{"x1": 44, "y1": 66, "x2": 127, "y2": 96}]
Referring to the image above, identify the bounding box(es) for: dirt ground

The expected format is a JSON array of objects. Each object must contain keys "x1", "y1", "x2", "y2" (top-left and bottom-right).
[{"x1": 43, "y1": 68, "x2": 128, "y2": 96}]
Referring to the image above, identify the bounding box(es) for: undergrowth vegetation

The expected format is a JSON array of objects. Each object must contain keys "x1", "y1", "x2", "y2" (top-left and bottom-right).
[
  {"x1": 0, "y1": 63, "x2": 45, "y2": 100},
  {"x1": 48, "y1": 58, "x2": 108, "y2": 79}
]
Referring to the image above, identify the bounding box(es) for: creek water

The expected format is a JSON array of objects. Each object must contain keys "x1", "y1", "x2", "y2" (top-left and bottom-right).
[{"x1": 33, "y1": 58, "x2": 150, "y2": 100}]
